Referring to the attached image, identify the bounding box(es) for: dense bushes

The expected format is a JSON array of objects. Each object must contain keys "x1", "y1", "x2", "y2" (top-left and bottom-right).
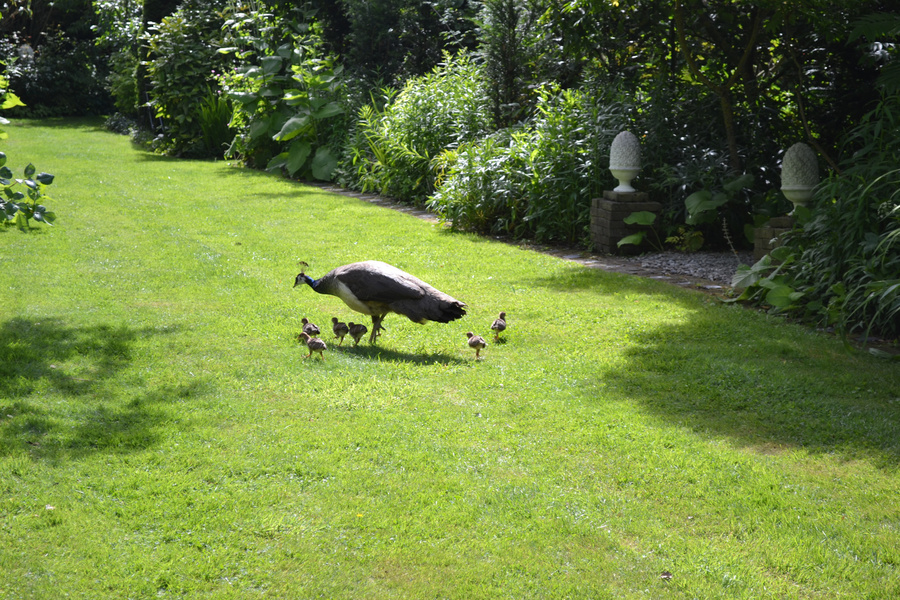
[
  {"x1": 430, "y1": 86, "x2": 626, "y2": 244},
  {"x1": 1, "y1": 31, "x2": 111, "y2": 118},
  {"x1": 732, "y1": 95, "x2": 900, "y2": 340},
  {"x1": 787, "y1": 96, "x2": 899, "y2": 339},
  {"x1": 143, "y1": 0, "x2": 229, "y2": 156},
  {"x1": 344, "y1": 52, "x2": 492, "y2": 203},
  {"x1": 218, "y1": 5, "x2": 347, "y2": 179}
]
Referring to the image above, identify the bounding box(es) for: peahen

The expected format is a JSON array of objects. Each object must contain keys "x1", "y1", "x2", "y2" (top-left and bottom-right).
[{"x1": 294, "y1": 261, "x2": 466, "y2": 344}]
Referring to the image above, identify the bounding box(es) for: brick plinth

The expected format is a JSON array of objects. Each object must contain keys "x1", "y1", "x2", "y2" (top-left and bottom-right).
[
  {"x1": 590, "y1": 191, "x2": 662, "y2": 254},
  {"x1": 753, "y1": 216, "x2": 795, "y2": 260}
]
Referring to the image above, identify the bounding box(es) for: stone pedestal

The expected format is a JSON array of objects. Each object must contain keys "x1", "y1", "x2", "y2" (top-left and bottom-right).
[
  {"x1": 590, "y1": 190, "x2": 662, "y2": 254},
  {"x1": 753, "y1": 216, "x2": 794, "y2": 260}
]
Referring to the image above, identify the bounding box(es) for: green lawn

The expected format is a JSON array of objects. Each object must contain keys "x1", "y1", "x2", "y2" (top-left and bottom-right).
[{"x1": 1, "y1": 118, "x2": 899, "y2": 599}]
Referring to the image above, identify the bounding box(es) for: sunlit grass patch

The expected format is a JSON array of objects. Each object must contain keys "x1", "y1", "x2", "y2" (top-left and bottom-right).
[{"x1": 1, "y1": 119, "x2": 898, "y2": 599}]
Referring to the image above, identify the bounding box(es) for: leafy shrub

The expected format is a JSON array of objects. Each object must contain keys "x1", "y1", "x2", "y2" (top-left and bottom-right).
[
  {"x1": 734, "y1": 95, "x2": 900, "y2": 340},
  {"x1": 143, "y1": 0, "x2": 229, "y2": 156},
  {"x1": 430, "y1": 86, "x2": 627, "y2": 245},
  {"x1": 428, "y1": 128, "x2": 530, "y2": 235},
  {"x1": 1, "y1": 55, "x2": 56, "y2": 230},
  {"x1": 198, "y1": 89, "x2": 233, "y2": 156},
  {"x1": 2, "y1": 31, "x2": 111, "y2": 117},
  {"x1": 93, "y1": 0, "x2": 142, "y2": 116},
  {"x1": 219, "y1": 5, "x2": 346, "y2": 180},
  {"x1": 478, "y1": 0, "x2": 539, "y2": 128},
  {"x1": 106, "y1": 49, "x2": 140, "y2": 116},
  {"x1": 0, "y1": 157, "x2": 56, "y2": 230},
  {"x1": 347, "y1": 51, "x2": 492, "y2": 203},
  {"x1": 637, "y1": 84, "x2": 784, "y2": 250}
]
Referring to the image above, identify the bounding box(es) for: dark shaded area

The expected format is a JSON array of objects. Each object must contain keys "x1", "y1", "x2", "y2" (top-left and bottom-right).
[
  {"x1": 326, "y1": 339, "x2": 466, "y2": 366},
  {"x1": 0, "y1": 317, "x2": 210, "y2": 460},
  {"x1": 6, "y1": 116, "x2": 107, "y2": 132},
  {"x1": 534, "y1": 264, "x2": 900, "y2": 470}
]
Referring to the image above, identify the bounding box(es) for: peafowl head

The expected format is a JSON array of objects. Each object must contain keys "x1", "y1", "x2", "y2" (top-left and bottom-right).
[
  {"x1": 294, "y1": 272, "x2": 314, "y2": 288},
  {"x1": 294, "y1": 261, "x2": 314, "y2": 288}
]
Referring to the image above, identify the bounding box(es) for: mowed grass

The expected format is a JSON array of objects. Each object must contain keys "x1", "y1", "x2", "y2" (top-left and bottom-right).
[{"x1": 1, "y1": 118, "x2": 899, "y2": 599}]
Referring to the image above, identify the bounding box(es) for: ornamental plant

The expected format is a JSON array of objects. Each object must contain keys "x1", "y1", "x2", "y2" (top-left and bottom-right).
[
  {"x1": 348, "y1": 51, "x2": 492, "y2": 203},
  {"x1": 0, "y1": 155, "x2": 56, "y2": 230},
  {"x1": 219, "y1": 5, "x2": 345, "y2": 180},
  {"x1": 1, "y1": 68, "x2": 55, "y2": 230}
]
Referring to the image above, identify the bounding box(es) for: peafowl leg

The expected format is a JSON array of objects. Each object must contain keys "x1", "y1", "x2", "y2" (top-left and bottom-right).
[{"x1": 370, "y1": 315, "x2": 385, "y2": 343}]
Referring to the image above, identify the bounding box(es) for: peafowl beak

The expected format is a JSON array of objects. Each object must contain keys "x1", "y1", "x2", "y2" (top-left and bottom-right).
[{"x1": 293, "y1": 273, "x2": 304, "y2": 288}]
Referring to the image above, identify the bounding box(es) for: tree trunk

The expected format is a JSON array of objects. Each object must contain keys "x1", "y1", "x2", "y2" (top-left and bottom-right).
[{"x1": 673, "y1": 0, "x2": 766, "y2": 173}]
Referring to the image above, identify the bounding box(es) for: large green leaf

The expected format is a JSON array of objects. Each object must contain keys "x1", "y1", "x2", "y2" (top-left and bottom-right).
[
  {"x1": 261, "y1": 56, "x2": 283, "y2": 75},
  {"x1": 228, "y1": 91, "x2": 261, "y2": 106},
  {"x1": 0, "y1": 92, "x2": 25, "y2": 110},
  {"x1": 311, "y1": 147, "x2": 338, "y2": 181},
  {"x1": 731, "y1": 263, "x2": 762, "y2": 290},
  {"x1": 286, "y1": 140, "x2": 312, "y2": 176},
  {"x1": 723, "y1": 173, "x2": 753, "y2": 193},
  {"x1": 616, "y1": 232, "x2": 645, "y2": 247},
  {"x1": 685, "y1": 189, "x2": 728, "y2": 224},
  {"x1": 765, "y1": 284, "x2": 802, "y2": 308},
  {"x1": 274, "y1": 116, "x2": 311, "y2": 142},
  {"x1": 266, "y1": 153, "x2": 288, "y2": 173},
  {"x1": 248, "y1": 118, "x2": 270, "y2": 143},
  {"x1": 623, "y1": 211, "x2": 656, "y2": 226}
]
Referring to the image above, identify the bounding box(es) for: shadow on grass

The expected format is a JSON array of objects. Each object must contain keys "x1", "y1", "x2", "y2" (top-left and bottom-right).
[
  {"x1": 619, "y1": 311, "x2": 900, "y2": 469},
  {"x1": 0, "y1": 317, "x2": 212, "y2": 460},
  {"x1": 8, "y1": 116, "x2": 106, "y2": 133},
  {"x1": 530, "y1": 263, "x2": 900, "y2": 469},
  {"x1": 336, "y1": 342, "x2": 466, "y2": 366}
]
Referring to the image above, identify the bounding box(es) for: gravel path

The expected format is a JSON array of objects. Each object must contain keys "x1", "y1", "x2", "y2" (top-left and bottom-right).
[{"x1": 619, "y1": 250, "x2": 755, "y2": 286}]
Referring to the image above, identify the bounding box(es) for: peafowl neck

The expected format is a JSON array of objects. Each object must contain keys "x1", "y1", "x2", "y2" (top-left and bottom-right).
[
  {"x1": 305, "y1": 275, "x2": 330, "y2": 295},
  {"x1": 294, "y1": 273, "x2": 320, "y2": 291}
]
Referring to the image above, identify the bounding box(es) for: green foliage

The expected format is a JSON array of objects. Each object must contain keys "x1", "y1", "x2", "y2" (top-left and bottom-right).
[
  {"x1": 105, "y1": 49, "x2": 140, "y2": 115},
  {"x1": 478, "y1": 0, "x2": 539, "y2": 128},
  {"x1": 314, "y1": 0, "x2": 478, "y2": 83},
  {"x1": 730, "y1": 247, "x2": 804, "y2": 311},
  {"x1": 666, "y1": 226, "x2": 705, "y2": 252},
  {"x1": 617, "y1": 211, "x2": 666, "y2": 252},
  {"x1": 92, "y1": 0, "x2": 143, "y2": 52},
  {"x1": 197, "y1": 89, "x2": 233, "y2": 156},
  {"x1": 427, "y1": 127, "x2": 530, "y2": 235},
  {"x1": 685, "y1": 174, "x2": 754, "y2": 226},
  {"x1": 0, "y1": 155, "x2": 56, "y2": 230},
  {"x1": 850, "y1": 11, "x2": 900, "y2": 94},
  {"x1": 680, "y1": 173, "x2": 759, "y2": 249},
  {"x1": 740, "y1": 95, "x2": 900, "y2": 340},
  {"x1": 0, "y1": 60, "x2": 55, "y2": 230},
  {"x1": 219, "y1": 4, "x2": 345, "y2": 180},
  {"x1": 430, "y1": 86, "x2": 626, "y2": 245},
  {"x1": 348, "y1": 51, "x2": 492, "y2": 203},
  {"x1": 2, "y1": 30, "x2": 111, "y2": 118},
  {"x1": 143, "y1": 0, "x2": 228, "y2": 156}
]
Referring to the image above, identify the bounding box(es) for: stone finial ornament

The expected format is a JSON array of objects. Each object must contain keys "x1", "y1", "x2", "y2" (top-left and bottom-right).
[
  {"x1": 781, "y1": 142, "x2": 819, "y2": 210},
  {"x1": 609, "y1": 131, "x2": 641, "y2": 193}
]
